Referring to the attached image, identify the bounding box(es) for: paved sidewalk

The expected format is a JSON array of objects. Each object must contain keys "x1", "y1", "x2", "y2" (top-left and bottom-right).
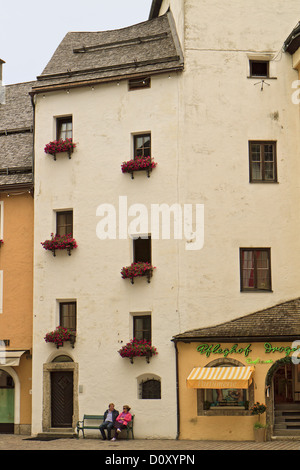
[{"x1": 0, "y1": 434, "x2": 300, "y2": 451}]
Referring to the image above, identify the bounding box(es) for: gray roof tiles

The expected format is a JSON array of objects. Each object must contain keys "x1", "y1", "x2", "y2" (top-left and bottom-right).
[
  {"x1": 32, "y1": 13, "x2": 183, "y2": 90},
  {"x1": 0, "y1": 81, "x2": 34, "y2": 188},
  {"x1": 173, "y1": 298, "x2": 300, "y2": 342}
]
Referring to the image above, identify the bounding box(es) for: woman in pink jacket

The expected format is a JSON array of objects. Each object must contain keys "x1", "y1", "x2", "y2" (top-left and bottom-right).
[{"x1": 111, "y1": 405, "x2": 132, "y2": 441}]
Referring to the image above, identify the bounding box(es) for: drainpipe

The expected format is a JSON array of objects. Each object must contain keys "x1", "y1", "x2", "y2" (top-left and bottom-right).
[{"x1": 173, "y1": 338, "x2": 180, "y2": 439}]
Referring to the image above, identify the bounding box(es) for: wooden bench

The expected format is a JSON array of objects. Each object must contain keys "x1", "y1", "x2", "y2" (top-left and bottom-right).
[{"x1": 76, "y1": 414, "x2": 134, "y2": 439}]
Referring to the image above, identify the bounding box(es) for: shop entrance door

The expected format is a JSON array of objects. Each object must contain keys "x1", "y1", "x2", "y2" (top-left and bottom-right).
[
  {"x1": 51, "y1": 371, "x2": 73, "y2": 427},
  {"x1": 0, "y1": 370, "x2": 14, "y2": 433},
  {"x1": 274, "y1": 365, "x2": 293, "y2": 403}
]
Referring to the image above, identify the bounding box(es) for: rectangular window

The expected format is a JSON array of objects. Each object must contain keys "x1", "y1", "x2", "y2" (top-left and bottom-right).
[
  {"x1": 128, "y1": 77, "x2": 150, "y2": 90},
  {"x1": 249, "y1": 141, "x2": 277, "y2": 182},
  {"x1": 249, "y1": 60, "x2": 269, "y2": 77},
  {"x1": 240, "y1": 248, "x2": 271, "y2": 291},
  {"x1": 134, "y1": 134, "x2": 151, "y2": 159},
  {"x1": 133, "y1": 236, "x2": 151, "y2": 264},
  {"x1": 57, "y1": 116, "x2": 72, "y2": 140},
  {"x1": 133, "y1": 315, "x2": 151, "y2": 342},
  {"x1": 56, "y1": 211, "x2": 73, "y2": 237},
  {"x1": 59, "y1": 301, "x2": 76, "y2": 332}
]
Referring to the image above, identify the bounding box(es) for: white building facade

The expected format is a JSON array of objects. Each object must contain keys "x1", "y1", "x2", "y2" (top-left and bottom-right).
[
  {"x1": 31, "y1": 13, "x2": 183, "y2": 438},
  {"x1": 31, "y1": 1, "x2": 300, "y2": 439}
]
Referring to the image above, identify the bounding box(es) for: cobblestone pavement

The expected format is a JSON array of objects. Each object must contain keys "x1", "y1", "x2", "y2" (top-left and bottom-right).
[{"x1": 0, "y1": 434, "x2": 300, "y2": 451}]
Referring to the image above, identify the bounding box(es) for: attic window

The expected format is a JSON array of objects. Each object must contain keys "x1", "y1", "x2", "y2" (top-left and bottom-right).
[
  {"x1": 249, "y1": 60, "x2": 269, "y2": 78},
  {"x1": 128, "y1": 77, "x2": 151, "y2": 90}
]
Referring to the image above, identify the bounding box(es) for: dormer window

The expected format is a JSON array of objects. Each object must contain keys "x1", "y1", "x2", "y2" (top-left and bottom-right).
[{"x1": 128, "y1": 77, "x2": 151, "y2": 90}]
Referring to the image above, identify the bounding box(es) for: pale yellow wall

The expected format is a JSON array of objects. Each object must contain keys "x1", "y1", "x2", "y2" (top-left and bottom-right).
[{"x1": 177, "y1": 341, "x2": 293, "y2": 440}]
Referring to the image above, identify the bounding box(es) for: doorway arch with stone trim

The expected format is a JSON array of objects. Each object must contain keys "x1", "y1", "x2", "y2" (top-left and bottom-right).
[{"x1": 42, "y1": 357, "x2": 78, "y2": 432}]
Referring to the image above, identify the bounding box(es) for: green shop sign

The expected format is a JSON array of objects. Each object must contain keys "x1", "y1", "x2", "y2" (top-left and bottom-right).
[{"x1": 196, "y1": 342, "x2": 300, "y2": 359}]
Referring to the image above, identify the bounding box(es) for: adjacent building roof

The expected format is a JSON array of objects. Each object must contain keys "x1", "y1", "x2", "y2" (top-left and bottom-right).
[
  {"x1": 31, "y1": 12, "x2": 183, "y2": 93},
  {"x1": 0, "y1": 81, "x2": 34, "y2": 189},
  {"x1": 284, "y1": 21, "x2": 300, "y2": 54},
  {"x1": 173, "y1": 298, "x2": 300, "y2": 343}
]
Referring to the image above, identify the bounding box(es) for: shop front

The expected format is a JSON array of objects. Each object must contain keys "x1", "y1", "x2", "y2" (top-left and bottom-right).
[{"x1": 173, "y1": 298, "x2": 300, "y2": 441}]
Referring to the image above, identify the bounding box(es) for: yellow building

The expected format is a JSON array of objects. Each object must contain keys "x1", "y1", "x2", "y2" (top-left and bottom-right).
[
  {"x1": 0, "y1": 74, "x2": 34, "y2": 434},
  {"x1": 173, "y1": 298, "x2": 300, "y2": 441}
]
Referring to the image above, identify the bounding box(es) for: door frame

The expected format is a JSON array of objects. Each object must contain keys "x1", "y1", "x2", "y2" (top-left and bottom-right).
[
  {"x1": 42, "y1": 361, "x2": 78, "y2": 432},
  {"x1": 0, "y1": 367, "x2": 20, "y2": 433}
]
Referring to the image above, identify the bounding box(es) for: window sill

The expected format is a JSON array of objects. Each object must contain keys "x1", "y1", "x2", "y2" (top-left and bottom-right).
[
  {"x1": 250, "y1": 180, "x2": 278, "y2": 184},
  {"x1": 240, "y1": 289, "x2": 273, "y2": 293},
  {"x1": 247, "y1": 76, "x2": 277, "y2": 80},
  {"x1": 198, "y1": 409, "x2": 250, "y2": 417}
]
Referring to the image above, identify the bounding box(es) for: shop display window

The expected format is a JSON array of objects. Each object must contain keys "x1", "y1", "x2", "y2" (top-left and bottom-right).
[{"x1": 204, "y1": 388, "x2": 248, "y2": 408}]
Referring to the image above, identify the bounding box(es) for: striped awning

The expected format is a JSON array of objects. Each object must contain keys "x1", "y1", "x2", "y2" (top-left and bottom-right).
[{"x1": 187, "y1": 366, "x2": 254, "y2": 389}]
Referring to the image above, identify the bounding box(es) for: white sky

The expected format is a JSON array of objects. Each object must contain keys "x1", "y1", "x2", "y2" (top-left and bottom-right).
[{"x1": 0, "y1": 0, "x2": 153, "y2": 85}]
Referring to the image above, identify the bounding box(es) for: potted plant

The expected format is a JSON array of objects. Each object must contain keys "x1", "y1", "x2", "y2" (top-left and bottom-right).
[
  {"x1": 118, "y1": 338, "x2": 158, "y2": 363},
  {"x1": 121, "y1": 262, "x2": 155, "y2": 283},
  {"x1": 44, "y1": 326, "x2": 76, "y2": 349},
  {"x1": 44, "y1": 138, "x2": 76, "y2": 160},
  {"x1": 41, "y1": 233, "x2": 78, "y2": 256},
  {"x1": 250, "y1": 401, "x2": 267, "y2": 442},
  {"x1": 121, "y1": 156, "x2": 157, "y2": 179}
]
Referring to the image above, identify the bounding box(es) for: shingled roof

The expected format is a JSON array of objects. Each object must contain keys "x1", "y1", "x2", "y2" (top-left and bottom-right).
[
  {"x1": 0, "y1": 81, "x2": 34, "y2": 190},
  {"x1": 31, "y1": 12, "x2": 183, "y2": 93},
  {"x1": 173, "y1": 298, "x2": 300, "y2": 343}
]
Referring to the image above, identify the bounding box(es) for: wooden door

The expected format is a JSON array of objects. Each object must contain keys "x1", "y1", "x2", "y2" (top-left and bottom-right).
[
  {"x1": 51, "y1": 371, "x2": 73, "y2": 427},
  {"x1": 274, "y1": 365, "x2": 293, "y2": 403}
]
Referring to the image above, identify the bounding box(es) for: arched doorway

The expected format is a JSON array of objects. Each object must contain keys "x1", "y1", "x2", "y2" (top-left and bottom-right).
[
  {"x1": 0, "y1": 370, "x2": 14, "y2": 433},
  {"x1": 266, "y1": 358, "x2": 300, "y2": 437},
  {"x1": 42, "y1": 355, "x2": 78, "y2": 432}
]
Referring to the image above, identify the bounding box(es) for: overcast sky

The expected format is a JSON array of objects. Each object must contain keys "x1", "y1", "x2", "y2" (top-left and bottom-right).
[{"x1": 0, "y1": 0, "x2": 153, "y2": 85}]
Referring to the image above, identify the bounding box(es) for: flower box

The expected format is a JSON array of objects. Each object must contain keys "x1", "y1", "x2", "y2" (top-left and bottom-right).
[
  {"x1": 41, "y1": 233, "x2": 78, "y2": 256},
  {"x1": 44, "y1": 138, "x2": 76, "y2": 160},
  {"x1": 121, "y1": 262, "x2": 155, "y2": 284},
  {"x1": 44, "y1": 326, "x2": 76, "y2": 349},
  {"x1": 118, "y1": 338, "x2": 158, "y2": 363},
  {"x1": 121, "y1": 156, "x2": 157, "y2": 179}
]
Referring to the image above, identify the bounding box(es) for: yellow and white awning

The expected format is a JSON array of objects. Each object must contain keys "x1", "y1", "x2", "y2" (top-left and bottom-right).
[{"x1": 187, "y1": 366, "x2": 254, "y2": 389}]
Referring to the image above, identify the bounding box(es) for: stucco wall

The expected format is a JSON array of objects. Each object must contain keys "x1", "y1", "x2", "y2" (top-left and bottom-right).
[{"x1": 32, "y1": 73, "x2": 181, "y2": 437}]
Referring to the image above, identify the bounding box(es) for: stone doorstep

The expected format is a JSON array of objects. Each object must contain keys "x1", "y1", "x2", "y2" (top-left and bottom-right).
[{"x1": 36, "y1": 429, "x2": 77, "y2": 439}]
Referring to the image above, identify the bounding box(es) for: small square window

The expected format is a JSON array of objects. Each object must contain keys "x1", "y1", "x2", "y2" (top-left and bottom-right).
[
  {"x1": 128, "y1": 77, "x2": 150, "y2": 90},
  {"x1": 249, "y1": 60, "x2": 269, "y2": 77},
  {"x1": 57, "y1": 116, "x2": 72, "y2": 140}
]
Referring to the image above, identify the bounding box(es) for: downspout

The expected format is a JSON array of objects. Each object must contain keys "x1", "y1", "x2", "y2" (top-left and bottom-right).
[
  {"x1": 29, "y1": 92, "x2": 36, "y2": 196},
  {"x1": 173, "y1": 338, "x2": 180, "y2": 439}
]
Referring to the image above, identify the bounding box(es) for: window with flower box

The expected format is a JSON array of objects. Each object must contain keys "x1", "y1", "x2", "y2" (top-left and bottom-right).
[
  {"x1": 133, "y1": 314, "x2": 151, "y2": 342},
  {"x1": 57, "y1": 116, "x2": 72, "y2": 140},
  {"x1": 134, "y1": 133, "x2": 151, "y2": 159},
  {"x1": 133, "y1": 235, "x2": 151, "y2": 264},
  {"x1": 56, "y1": 210, "x2": 73, "y2": 237},
  {"x1": 59, "y1": 301, "x2": 76, "y2": 332}
]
